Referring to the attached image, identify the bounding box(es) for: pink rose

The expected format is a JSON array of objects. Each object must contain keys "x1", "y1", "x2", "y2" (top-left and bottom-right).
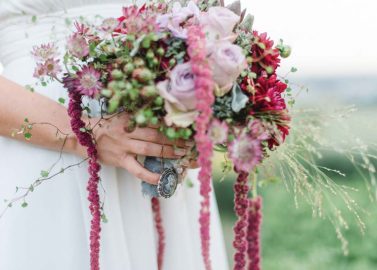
[
  {"x1": 200, "y1": 7, "x2": 240, "y2": 41},
  {"x1": 156, "y1": 1, "x2": 199, "y2": 39},
  {"x1": 157, "y1": 62, "x2": 198, "y2": 127},
  {"x1": 209, "y1": 42, "x2": 247, "y2": 96}
]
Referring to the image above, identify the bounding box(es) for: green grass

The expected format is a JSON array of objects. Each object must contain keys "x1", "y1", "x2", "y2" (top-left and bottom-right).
[{"x1": 214, "y1": 175, "x2": 377, "y2": 270}]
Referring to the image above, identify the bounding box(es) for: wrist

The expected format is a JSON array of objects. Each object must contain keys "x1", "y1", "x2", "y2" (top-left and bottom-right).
[{"x1": 67, "y1": 132, "x2": 87, "y2": 158}]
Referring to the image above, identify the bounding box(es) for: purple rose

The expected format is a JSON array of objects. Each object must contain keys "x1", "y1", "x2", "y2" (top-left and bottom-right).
[
  {"x1": 200, "y1": 6, "x2": 240, "y2": 42},
  {"x1": 157, "y1": 62, "x2": 198, "y2": 127},
  {"x1": 209, "y1": 42, "x2": 247, "y2": 95},
  {"x1": 156, "y1": 1, "x2": 200, "y2": 39}
]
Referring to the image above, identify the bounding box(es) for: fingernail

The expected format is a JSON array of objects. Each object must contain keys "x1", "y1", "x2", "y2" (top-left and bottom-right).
[
  {"x1": 185, "y1": 141, "x2": 195, "y2": 147},
  {"x1": 174, "y1": 148, "x2": 187, "y2": 156}
]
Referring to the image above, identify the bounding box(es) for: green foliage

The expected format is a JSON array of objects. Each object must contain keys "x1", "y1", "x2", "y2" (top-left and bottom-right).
[{"x1": 214, "y1": 175, "x2": 377, "y2": 270}]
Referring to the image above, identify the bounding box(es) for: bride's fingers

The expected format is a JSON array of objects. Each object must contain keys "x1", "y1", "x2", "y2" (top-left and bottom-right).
[
  {"x1": 127, "y1": 127, "x2": 190, "y2": 148},
  {"x1": 120, "y1": 155, "x2": 160, "y2": 184},
  {"x1": 125, "y1": 139, "x2": 187, "y2": 159}
]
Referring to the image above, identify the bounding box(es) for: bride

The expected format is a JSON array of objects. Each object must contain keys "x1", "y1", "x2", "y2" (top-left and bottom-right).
[{"x1": 0, "y1": 1, "x2": 228, "y2": 269}]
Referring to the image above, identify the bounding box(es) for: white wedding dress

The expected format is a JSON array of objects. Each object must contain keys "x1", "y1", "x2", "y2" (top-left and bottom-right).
[{"x1": 0, "y1": 1, "x2": 229, "y2": 269}]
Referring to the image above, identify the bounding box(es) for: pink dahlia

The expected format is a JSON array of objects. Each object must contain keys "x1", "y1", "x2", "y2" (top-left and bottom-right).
[
  {"x1": 229, "y1": 131, "x2": 264, "y2": 173},
  {"x1": 75, "y1": 66, "x2": 102, "y2": 97},
  {"x1": 250, "y1": 31, "x2": 281, "y2": 76},
  {"x1": 31, "y1": 43, "x2": 59, "y2": 62},
  {"x1": 67, "y1": 33, "x2": 89, "y2": 59}
]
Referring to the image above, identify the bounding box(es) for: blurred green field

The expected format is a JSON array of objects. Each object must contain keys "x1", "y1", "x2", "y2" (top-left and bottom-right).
[{"x1": 214, "y1": 172, "x2": 377, "y2": 270}]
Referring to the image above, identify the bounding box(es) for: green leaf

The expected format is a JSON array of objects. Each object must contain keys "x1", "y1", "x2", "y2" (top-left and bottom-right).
[
  {"x1": 40, "y1": 170, "x2": 49, "y2": 178},
  {"x1": 290, "y1": 67, "x2": 298, "y2": 73},
  {"x1": 65, "y1": 18, "x2": 72, "y2": 26},
  {"x1": 21, "y1": 202, "x2": 28, "y2": 208},
  {"x1": 25, "y1": 84, "x2": 35, "y2": 92},
  {"x1": 101, "y1": 214, "x2": 108, "y2": 223},
  {"x1": 186, "y1": 178, "x2": 194, "y2": 188},
  {"x1": 31, "y1": 15, "x2": 37, "y2": 23},
  {"x1": 24, "y1": 118, "x2": 29, "y2": 123},
  {"x1": 41, "y1": 81, "x2": 47, "y2": 87},
  {"x1": 58, "y1": 97, "x2": 66, "y2": 104},
  {"x1": 71, "y1": 66, "x2": 79, "y2": 72},
  {"x1": 24, "y1": 132, "x2": 32, "y2": 140}
]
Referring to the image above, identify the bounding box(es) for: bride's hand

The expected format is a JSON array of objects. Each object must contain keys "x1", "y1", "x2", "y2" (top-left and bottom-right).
[{"x1": 75, "y1": 113, "x2": 194, "y2": 184}]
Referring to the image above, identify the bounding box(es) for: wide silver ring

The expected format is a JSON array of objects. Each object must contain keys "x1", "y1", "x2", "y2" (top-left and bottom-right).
[{"x1": 157, "y1": 167, "x2": 179, "y2": 198}]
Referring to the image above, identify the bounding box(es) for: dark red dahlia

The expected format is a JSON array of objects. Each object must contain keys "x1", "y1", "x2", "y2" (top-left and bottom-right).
[
  {"x1": 252, "y1": 74, "x2": 287, "y2": 112},
  {"x1": 247, "y1": 74, "x2": 291, "y2": 149},
  {"x1": 250, "y1": 31, "x2": 281, "y2": 76},
  {"x1": 266, "y1": 110, "x2": 291, "y2": 149}
]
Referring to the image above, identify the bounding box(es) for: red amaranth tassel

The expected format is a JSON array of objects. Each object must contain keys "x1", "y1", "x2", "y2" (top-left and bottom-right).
[
  {"x1": 233, "y1": 171, "x2": 250, "y2": 270},
  {"x1": 68, "y1": 90, "x2": 101, "y2": 270},
  {"x1": 187, "y1": 25, "x2": 215, "y2": 270},
  {"x1": 151, "y1": 197, "x2": 165, "y2": 270},
  {"x1": 247, "y1": 196, "x2": 262, "y2": 270}
]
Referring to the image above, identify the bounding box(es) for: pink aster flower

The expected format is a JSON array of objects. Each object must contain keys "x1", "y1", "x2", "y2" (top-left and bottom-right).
[
  {"x1": 75, "y1": 66, "x2": 102, "y2": 97},
  {"x1": 33, "y1": 58, "x2": 62, "y2": 78},
  {"x1": 31, "y1": 43, "x2": 59, "y2": 62},
  {"x1": 99, "y1": 18, "x2": 119, "y2": 34},
  {"x1": 44, "y1": 58, "x2": 62, "y2": 77},
  {"x1": 209, "y1": 119, "x2": 228, "y2": 144},
  {"x1": 33, "y1": 62, "x2": 48, "y2": 78},
  {"x1": 229, "y1": 132, "x2": 264, "y2": 173},
  {"x1": 67, "y1": 33, "x2": 89, "y2": 59}
]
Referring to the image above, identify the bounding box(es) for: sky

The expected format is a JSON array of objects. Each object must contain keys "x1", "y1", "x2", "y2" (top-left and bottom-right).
[
  {"x1": 1, "y1": 0, "x2": 377, "y2": 77},
  {"x1": 238, "y1": 0, "x2": 377, "y2": 77}
]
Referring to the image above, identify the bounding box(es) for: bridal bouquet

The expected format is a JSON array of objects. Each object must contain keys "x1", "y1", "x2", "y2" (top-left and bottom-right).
[{"x1": 31, "y1": 0, "x2": 292, "y2": 269}]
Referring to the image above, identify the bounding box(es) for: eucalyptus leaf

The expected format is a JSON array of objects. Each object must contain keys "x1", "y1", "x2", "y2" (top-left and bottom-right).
[
  {"x1": 240, "y1": 14, "x2": 254, "y2": 32},
  {"x1": 231, "y1": 84, "x2": 248, "y2": 113},
  {"x1": 226, "y1": 0, "x2": 241, "y2": 16},
  {"x1": 130, "y1": 34, "x2": 146, "y2": 57}
]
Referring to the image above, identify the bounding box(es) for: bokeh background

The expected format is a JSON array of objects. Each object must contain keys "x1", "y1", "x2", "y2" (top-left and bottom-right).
[
  {"x1": 1, "y1": 0, "x2": 376, "y2": 269},
  {"x1": 214, "y1": 0, "x2": 377, "y2": 269}
]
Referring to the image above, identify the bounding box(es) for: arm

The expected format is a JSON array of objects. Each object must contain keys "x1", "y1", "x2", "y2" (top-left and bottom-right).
[
  {"x1": 0, "y1": 75, "x2": 81, "y2": 155},
  {"x1": 0, "y1": 75, "x2": 192, "y2": 184}
]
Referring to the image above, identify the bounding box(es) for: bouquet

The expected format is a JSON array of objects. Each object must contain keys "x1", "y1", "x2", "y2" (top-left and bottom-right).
[{"x1": 31, "y1": 0, "x2": 292, "y2": 269}]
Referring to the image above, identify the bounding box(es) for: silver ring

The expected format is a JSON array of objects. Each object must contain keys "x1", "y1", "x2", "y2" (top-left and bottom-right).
[{"x1": 157, "y1": 167, "x2": 179, "y2": 198}]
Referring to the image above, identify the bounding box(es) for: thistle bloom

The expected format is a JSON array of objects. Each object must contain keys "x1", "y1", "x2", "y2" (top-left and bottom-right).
[
  {"x1": 67, "y1": 33, "x2": 89, "y2": 59},
  {"x1": 229, "y1": 132, "x2": 264, "y2": 173},
  {"x1": 31, "y1": 43, "x2": 59, "y2": 61},
  {"x1": 75, "y1": 66, "x2": 103, "y2": 98}
]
